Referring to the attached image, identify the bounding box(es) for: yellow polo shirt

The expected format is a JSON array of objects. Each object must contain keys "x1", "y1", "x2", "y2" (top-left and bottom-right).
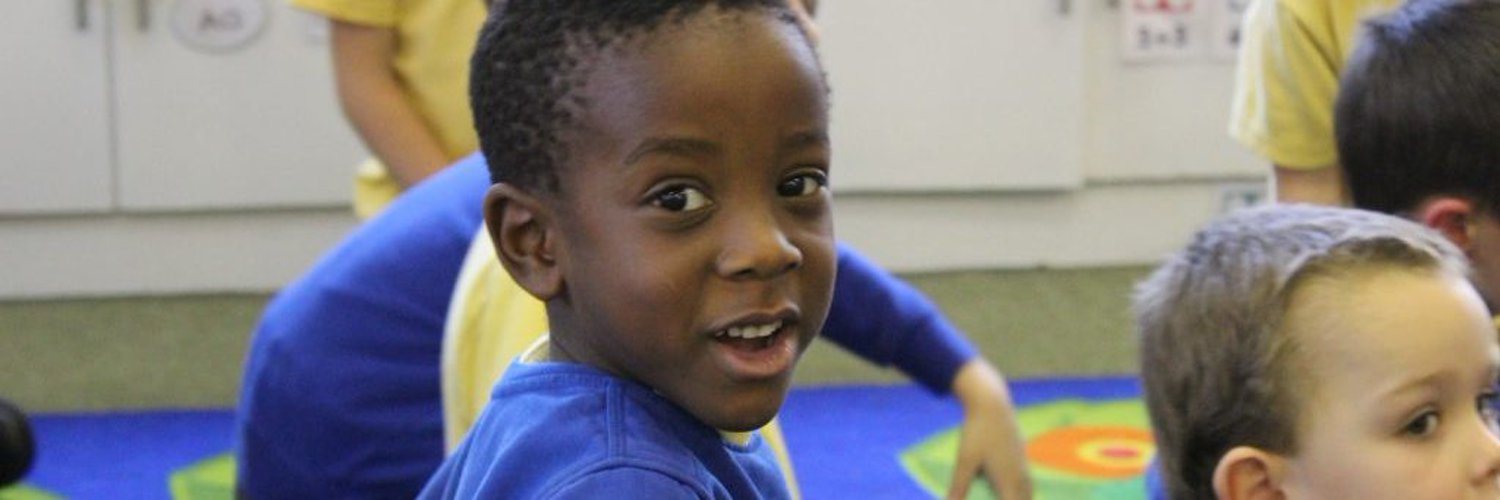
[
  {"x1": 289, "y1": 0, "x2": 485, "y2": 217},
  {"x1": 1228, "y1": 0, "x2": 1399, "y2": 170}
]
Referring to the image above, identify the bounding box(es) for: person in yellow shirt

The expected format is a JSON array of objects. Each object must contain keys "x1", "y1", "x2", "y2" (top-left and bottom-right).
[
  {"x1": 1228, "y1": 0, "x2": 1398, "y2": 206},
  {"x1": 292, "y1": 0, "x2": 486, "y2": 217}
]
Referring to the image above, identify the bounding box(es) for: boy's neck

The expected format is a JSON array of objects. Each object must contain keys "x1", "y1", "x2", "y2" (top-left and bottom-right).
[
  {"x1": 519, "y1": 334, "x2": 553, "y2": 363},
  {"x1": 518, "y1": 335, "x2": 757, "y2": 444}
]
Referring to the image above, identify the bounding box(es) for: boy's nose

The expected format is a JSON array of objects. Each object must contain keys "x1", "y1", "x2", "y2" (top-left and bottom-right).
[
  {"x1": 716, "y1": 213, "x2": 803, "y2": 280},
  {"x1": 1470, "y1": 413, "x2": 1500, "y2": 488}
]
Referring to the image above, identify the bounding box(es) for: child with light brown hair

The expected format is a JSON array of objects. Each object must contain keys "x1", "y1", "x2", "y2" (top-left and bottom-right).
[{"x1": 1137, "y1": 205, "x2": 1500, "y2": 499}]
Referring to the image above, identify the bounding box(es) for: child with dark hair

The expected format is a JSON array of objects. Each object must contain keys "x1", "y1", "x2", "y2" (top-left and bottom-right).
[
  {"x1": 1336, "y1": 0, "x2": 1500, "y2": 309},
  {"x1": 237, "y1": 1, "x2": 1031, "y2": 495},
  {"x1": 1136, "y1": 205, "x2": 1500, "y2": 500},
  {"x1": 423, "y1": 1, "x2": 835, "y2": 496}
]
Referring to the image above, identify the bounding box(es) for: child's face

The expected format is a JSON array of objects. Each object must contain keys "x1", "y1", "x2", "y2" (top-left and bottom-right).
[
  {"x1": 545, "y1": 10, "x2": 833, "y2": 432},
  {"x1": 1278, "y1": 270, "x2": 1500, "y2": 499}
]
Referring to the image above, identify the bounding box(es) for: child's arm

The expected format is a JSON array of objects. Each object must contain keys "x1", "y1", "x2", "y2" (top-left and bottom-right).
[
  {"x1": 824, "y1": 245, "x2": 1032, "y2": 499},
  {"x1": 330, "y1": 19, "x2": 451, "y2": 188},
  {"x1": 946, "y1": 359, "x2": 1032, "y2": 500}
]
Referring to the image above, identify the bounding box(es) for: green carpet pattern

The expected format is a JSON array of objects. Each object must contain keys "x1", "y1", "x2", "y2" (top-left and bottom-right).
[{"x1": 901, "y1": 399, "x2": 1152, "y2": 500}]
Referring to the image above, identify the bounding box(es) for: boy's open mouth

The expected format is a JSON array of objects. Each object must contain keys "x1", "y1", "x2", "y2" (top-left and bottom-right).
[
  {"x1": 712, "y1": 320, "x2": 783, "y2": 350},
  {"x1": 710, "y1": 320, "x2": 796, "y2": 380}
]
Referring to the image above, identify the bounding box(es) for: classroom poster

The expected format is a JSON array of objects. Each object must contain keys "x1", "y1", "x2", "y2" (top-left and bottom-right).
[{"x1": 1123, "y1": 0, "x2": 1247, "y2": 63}]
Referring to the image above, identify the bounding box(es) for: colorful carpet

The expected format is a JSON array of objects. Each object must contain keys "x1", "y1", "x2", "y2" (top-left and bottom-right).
[{"x1": 0, "y1": 376, "x2": 1148, "y2": 499}]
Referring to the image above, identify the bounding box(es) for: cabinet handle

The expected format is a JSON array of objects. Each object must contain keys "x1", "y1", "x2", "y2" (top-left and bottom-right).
[
  {"x1": 75, "y1": 0, "x2": 89, "y2": 31},
  {"x1": 137, "y1": 0, "x2": 151, "y2": 32}
]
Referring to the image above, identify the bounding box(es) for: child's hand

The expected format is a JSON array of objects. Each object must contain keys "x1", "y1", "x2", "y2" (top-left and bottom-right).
[{"x1": 946, "y1": 359, "x2": 1033, "y2": 500}]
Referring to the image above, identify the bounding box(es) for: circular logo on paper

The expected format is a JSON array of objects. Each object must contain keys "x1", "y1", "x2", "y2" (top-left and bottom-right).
[
  {"x1": 171, "y1": 0, "x2": 268, "y2": 53},
  {"x1": 1026, "y1": 426, "x2": 1155, "y2": 479}
]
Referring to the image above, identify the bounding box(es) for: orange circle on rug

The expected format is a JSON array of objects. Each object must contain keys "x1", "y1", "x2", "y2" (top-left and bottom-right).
[{"x1": 1025, "y1": 426, "x2": 1155, "y2": 479}]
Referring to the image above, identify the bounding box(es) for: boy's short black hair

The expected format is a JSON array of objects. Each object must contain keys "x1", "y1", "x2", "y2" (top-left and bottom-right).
[
  {"x1": 470, "y1": 0, "x2": 804, "y2": 193},
  {"x1": 1337, "y1": 0, "x2": 1500, "y2": 217}
]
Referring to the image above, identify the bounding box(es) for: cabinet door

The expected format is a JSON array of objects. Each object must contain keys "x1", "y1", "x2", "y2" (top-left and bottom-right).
[
  {"x1": 0, "y1": 0, "x2": 114, "y2": 213},
  {"x1": 112, "y1": 0, "x2": 362, "y2": 210},
  {"x1": 820, "y1": 0, "x2": 1085, "y2": 191}
]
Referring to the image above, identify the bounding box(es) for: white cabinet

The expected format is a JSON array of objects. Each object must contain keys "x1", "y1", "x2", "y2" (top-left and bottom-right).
[
  {"x1": 115, "y1": 0, "x2": 361, "y2": 209},
  {"x1": 0, "y1": 1, "x2": 114, "y2": 213},
  {"x1": 0, "y1": 0, "x2": 363, "y2": 214},
  {"x1": 821, "y1": 0, "x2": 1086, "y2": 192}
]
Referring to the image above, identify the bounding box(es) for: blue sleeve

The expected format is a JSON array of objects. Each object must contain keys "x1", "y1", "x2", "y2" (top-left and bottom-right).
[
  {"x1": 821, "y1": 243, "x2": 979, "y2": 394},
  {"x1": 1145, "y1": 458, "x2": 1167, "y2": 500},
  {"x1": 548, "y1": 468, "x2": 702, "y2": 499},
  {"x1": 235, "y1": 153, "x2": 491, "y2": 498}
]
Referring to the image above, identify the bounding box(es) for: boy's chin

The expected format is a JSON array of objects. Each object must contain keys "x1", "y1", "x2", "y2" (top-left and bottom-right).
[
  {"x1": 689, "y1": 390, "x2": 789, "y2": 433},
  {"x1": 707, "y1": 411, "x2": 777, "y2": 433}
]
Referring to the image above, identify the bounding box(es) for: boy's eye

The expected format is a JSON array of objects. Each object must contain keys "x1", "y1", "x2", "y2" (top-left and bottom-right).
[
  {"x1": 1479, "y1": 391, "x2": 1500, "y2": 430},
  {"x1": 650, "y1": 185, "x2": 712, "y2": 212},
  {"x1": 778, "y1": 172, "x2": 827, "y2": 197},
  {"x1": 1402, "y1": 411, "x2": 1440, "y2": 437}
]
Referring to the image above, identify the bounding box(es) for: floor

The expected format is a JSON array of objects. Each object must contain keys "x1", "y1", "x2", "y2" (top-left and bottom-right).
[{"x1": 0, "y1": 266, "x2": 1151, "y2": 413}]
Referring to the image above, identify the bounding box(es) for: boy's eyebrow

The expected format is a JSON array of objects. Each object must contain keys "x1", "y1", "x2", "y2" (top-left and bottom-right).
[
  {"x1": 783, "y1": 130, "x2": 829, "y2": 150},
  {"x1": 621, "y1": 131, "x2": 828, "y2": 166},
  {"x1": 624, "y1": 137, "x2": 721, "y2": 166},
  {"x1": 1375, "y1": 371, "x2": 1446, "y2": 401}
]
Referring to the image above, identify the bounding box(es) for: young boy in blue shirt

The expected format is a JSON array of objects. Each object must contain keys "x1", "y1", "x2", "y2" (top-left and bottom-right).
[
  {"x1": 423, "y1": 0, "x2": 838, "y2": 496},
  {"x1": 236, "y1": 1, "x2": 1031, "y2": 491}
]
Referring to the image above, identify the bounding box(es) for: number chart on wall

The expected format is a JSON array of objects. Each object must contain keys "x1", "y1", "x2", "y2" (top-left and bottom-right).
[{"x1": 1122, "y1": 0, "x2": 1249, "y2": 63}]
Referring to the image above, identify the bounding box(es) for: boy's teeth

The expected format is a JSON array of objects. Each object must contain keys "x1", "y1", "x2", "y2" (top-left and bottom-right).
[{"x1": 716, "y1": 321, "x2": 783, "y2": 339}]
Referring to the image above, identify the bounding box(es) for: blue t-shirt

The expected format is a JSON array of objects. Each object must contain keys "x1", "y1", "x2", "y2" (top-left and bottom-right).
[
  {"x1": 234, "y1": 153, "x2": 977, "y2": 497},
  {"x1": 421, "y1": 361, "x2": 789, "y2": 499}
]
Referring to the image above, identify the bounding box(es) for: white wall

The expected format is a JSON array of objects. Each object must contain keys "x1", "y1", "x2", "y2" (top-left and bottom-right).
[
  {"x1": 834, "y1": 2, "x2": 1265, "y2": 272},
  {"x1": 0, "y1": 2, "x2": 1268, "y2": 299},
  {"x1": 0, "y1": 209, "x2": 356, "y2": 299}
]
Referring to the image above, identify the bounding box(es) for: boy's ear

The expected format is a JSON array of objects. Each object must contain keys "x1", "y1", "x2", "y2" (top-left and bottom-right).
[
  {"x1": 1213, "y1": 446, "x2": 1287, "y2": 500},
  {"x1": 1417, "y1": 196, "x2": 1478, "y2": 251},
  {"x1": 484, "y1": 184, "x2": 564, "y2": 300}
]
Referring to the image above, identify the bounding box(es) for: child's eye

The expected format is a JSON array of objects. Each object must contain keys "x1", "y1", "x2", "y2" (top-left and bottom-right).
[
  {"x1": 1478, "y1": 391, "x2": 1500, "y2": 430},
  {"x1": 777, "y1": 171, "x2": 827, "y2": 197},
  {"x1": 1403, "y1": 411, "x2": 1440, "y2": 437},
  {"x1": 650, "y1": 185, "x2": 712, "y2": 212}
]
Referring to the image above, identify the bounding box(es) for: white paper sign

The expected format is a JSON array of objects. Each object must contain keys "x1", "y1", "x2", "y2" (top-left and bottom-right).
[{"x1": 1123, "y1": 0, "x2": 1203, "y2": 62}]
